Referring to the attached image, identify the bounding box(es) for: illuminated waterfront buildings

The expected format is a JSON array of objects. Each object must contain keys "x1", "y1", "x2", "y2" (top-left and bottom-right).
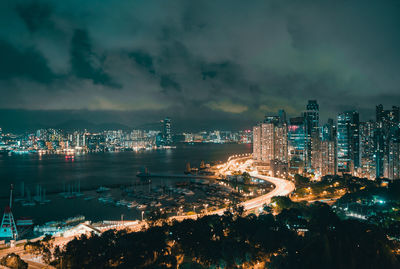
[
  {"x1": 0, "y1": 124, "x2": 250, "y2": 155},
  {"x1": 252, "y1": 114, "x2": 288, "y2": 166},
  {"x1": 260, "y1": 118, "x2": 276, "y2": 163},
  {"x1": 161, "y1": 117, "x2": 172, "y2": 145}
]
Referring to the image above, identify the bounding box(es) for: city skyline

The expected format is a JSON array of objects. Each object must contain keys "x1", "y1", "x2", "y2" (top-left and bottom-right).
[
  {"x1": 2, "y1": 1, "x2": 400, "y2": 267},
  {"x1": 253, "y1": 100, "x2": 400, "y2": 180},
  {"x1": 1, "y1": 1, "x2": 400, "y2": 131}
]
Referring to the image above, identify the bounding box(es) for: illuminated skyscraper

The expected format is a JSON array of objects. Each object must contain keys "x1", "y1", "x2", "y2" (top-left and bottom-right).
[
  {"x1": 337, "y1": 111, "x2": 360, "y2": 174},
  {"x1": 305, "y1": 100, "x2": 320, "y2": 133},
  {"x1": 274, "y1": 121, "x2": 288, "y2": 162},
  {"x1": 162, "y1": 117, "x2": 172, "y2": 145},
  {"x1": 388, "y1": 140, "x2": 400, "y2": 180},
  {"x1": 320, "y1": 140, "x2": 336, "y2": 176},
  {"x1": 375, "y1": 105, "x2": 399, "y2": 178},
  {"x1": 322, "y1": 119, "x2": 336, "y2": 141},
  {"x1": 288, "y1": 117, "x2": 306, "y2": 173},
  {"x1": 252, "y1": 125, "x2": 261, "y2": 161},
  {"x1": 261, "y1": 119, "x2": 276, "y2": 163},
  {"x1": 253, "y1": 112, "x2": 288, "y2": 166},
  {"x1": 304, "y1": 100, "x2": 320, "y2": 171},
  {"x1": 360, "y1": 121, "x2": 376, "y2": 179},
  {"x1": 318, "y1": 119, "x2": 337, "y2": 177}
]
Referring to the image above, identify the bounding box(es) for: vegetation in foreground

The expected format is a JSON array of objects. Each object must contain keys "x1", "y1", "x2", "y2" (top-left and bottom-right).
[
  {"x1": 45, "y1": 202, "x2": 400, "y2": 269},
  {"x1": 0, "y1": 253, "x2": 28, "y2": 269}
]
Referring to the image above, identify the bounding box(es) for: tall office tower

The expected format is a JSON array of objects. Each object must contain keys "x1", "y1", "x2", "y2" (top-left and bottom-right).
[
  {"x1": 320, "y1": 140, "x2": 336, "y2": 176},
  {"x1": 375, "y1": 105, "x2": 400, "y2": 177},
  {"x1": 274, "y1": 120, "x2": 288, "y2": 162},
  {"x1": 252, "y1": 125, "x2": 261, "y2": 161},
  {"x1": 387, "y1": 140, "x2": 400, "y2": 180},
  {"x1": 162, "y1": 117, "x2": 172, "y2": 145},
  {"x1": 376, "y1": 105, "x2": 399, "y2": 136},
  {"x1": 311, "y1": 132, "x2": 321, "y2": 174},
  {"x1": 360, "y1": 121, "x2": 376, "y2": 179},
  {"x1": 337, "y1": 111, "x2": 360, "y2": 174},
  {"x1": 288, "y1": 117, "x2": 306, "y2": 174},
  {"x1": 278, "y1": 109, "x2": 287, "y2": 124},
  {"x1": 304, "y1": 100, "x2": 320, "y2": 171},
  {"x1": 322, "y1": 119, "x2": 336, "y2": 141},
  {"x1": 376, "y1": 104, "x2": 384, "y2": 122},
  {"x1": 374, "y1": 127, "x2": 385, "y2": 178},
  {"x1": 318, "y1": 119, "x2": 337, "y2": 177},
  {"x1": 391, "y1": 106, "x2": 400, "y2": 122},
  {"x1": 305, "y1": 100, "x2": 320, "y2": 132}
]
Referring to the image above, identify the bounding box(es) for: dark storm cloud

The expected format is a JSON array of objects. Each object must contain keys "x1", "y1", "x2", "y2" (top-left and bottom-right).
[
  {"x1": 160, "y1": 75, "x2": 181, "y2": 93},
  {"x1": 0, "y1": 0, "x2": 400, "y2": 130},
  {"x1": 16, "y1": 1, "x2": 52, "y2": 32},
  {"x1": 70, "y1": 29, "x2": 121, "y2": 88},
  {"x1": 129, "y1": 50, "x2": 155, "y2": 75},
  {"x1": 0, "y1": 39, "x2": 56, "y2": 82}
]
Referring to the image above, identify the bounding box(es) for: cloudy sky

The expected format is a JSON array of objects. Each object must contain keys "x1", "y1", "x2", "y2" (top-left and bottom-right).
[{"x1": 0, "y1": 0, "x2": 399, "y2": 131}]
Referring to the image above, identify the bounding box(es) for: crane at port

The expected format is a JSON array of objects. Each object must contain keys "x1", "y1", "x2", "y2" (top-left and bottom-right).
[{"x1": 0, "y1": 184, "x2": 18, "y2": 240}]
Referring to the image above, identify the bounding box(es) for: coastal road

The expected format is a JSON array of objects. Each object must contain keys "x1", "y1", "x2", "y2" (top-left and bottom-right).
[
  {"x1": 170, "y1": 158, "x2": 295, "y2": 219},
  {"x1": 241, "y1": 172, "x2": 295, "y2": 211},
  {"x1": 215, "y1": 156, "x2": 295, "y2": 212}
]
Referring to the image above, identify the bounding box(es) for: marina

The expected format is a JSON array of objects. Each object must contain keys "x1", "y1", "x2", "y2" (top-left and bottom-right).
[
  {"x1": 0, "y1": 144, "x2": 252, "y2": 237},
  {"x1": 0, "y1": 154, "x2": 276, "y2": 243}
]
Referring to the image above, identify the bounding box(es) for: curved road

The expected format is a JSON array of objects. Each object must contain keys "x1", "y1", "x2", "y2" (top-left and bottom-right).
[
  {"x1": 214, "y1": 156, "x2": 295, "y2": 212},
  {"x1": 241, "y1": 172, "x2": 295, "y2": 211},
  {"x1": 174, "y1": 157, "x2": 295, "y2": 218}
]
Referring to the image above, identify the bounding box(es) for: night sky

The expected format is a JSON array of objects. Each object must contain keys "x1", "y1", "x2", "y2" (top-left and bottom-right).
[{"x1": 1, "y1": 0, "x2": 400, "y2": 132}]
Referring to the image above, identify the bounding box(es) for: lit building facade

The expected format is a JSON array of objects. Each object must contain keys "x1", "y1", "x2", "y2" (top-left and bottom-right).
[
  {"x1": 253, "y1": 113, "x2": 288, "y2": 166},
  {"x1": 360, "y1": 121, "x2": 376, "y2": 179},
  {"x1": 288, "y1": 117, "x2": 306, "y2": 174},
  {"x1": 253, "y1": 125, "x2": 261, "y2": 161},
  {"x1": 303, "y1": 100, "x2": 320, "y2": 171},
  {"x1": 261, "y1": 121, "x2": 275, "y2": 163},
  {"x1": 337, "y1": 111, "x2": 360, "y2": 173},
  {"x1": 162, "y1": 117, "x2": 172, "y2": 145},
  {"x1": 387, "y1": 140, "x2": 400, "y2": 180},
  {"x1": 319, "y1": 140, "x2": 336, "y2": 176},
  {"x1": 376, "y1": 105, "x2": 399, "y2": 178}
]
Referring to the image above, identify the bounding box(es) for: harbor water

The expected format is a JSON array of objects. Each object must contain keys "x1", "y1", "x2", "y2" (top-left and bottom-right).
[{"x1": 0, "y1": 143, "x2": 251, "y2": 223}]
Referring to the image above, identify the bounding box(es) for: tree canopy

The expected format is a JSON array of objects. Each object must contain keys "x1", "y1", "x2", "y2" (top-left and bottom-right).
[{"x1": 51, "y1": 202, "x2": 400, "y2": 269}]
